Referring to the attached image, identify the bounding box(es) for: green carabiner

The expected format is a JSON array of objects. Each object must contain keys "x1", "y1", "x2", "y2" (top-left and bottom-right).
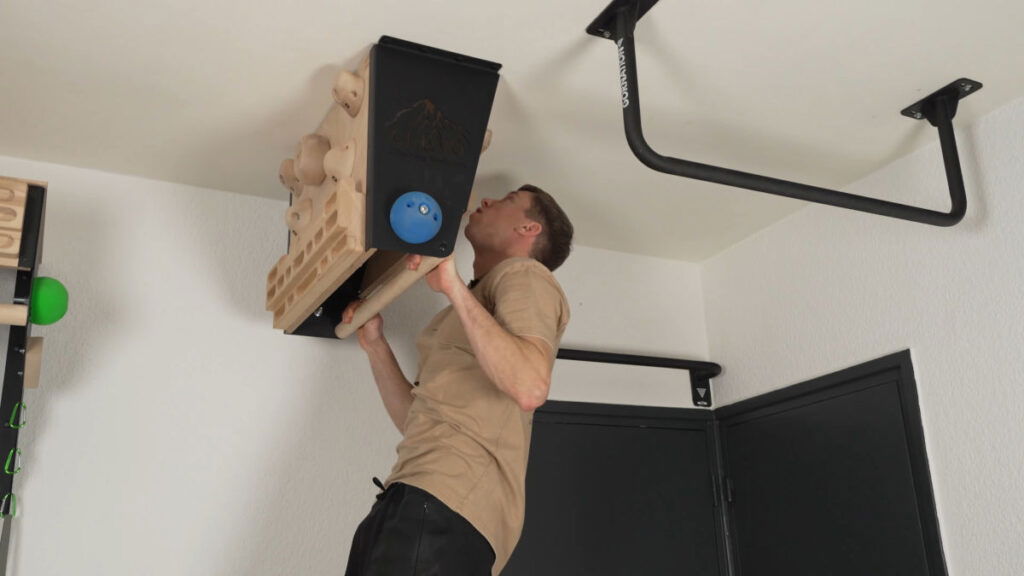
[
  {"x1": 0, "y1": 493, "x2": 15, "y2": 518},
  {"x1": 4, "y1": 448, "x2": 21, "y2": 475},
  {"x1": 8, "y1": 402, "x2": 26, "y2": 430}
]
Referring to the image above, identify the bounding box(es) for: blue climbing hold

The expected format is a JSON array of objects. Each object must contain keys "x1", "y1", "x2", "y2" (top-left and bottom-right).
[{"x1": 390, "y1": 191, "x2": 443, "y2": 244}]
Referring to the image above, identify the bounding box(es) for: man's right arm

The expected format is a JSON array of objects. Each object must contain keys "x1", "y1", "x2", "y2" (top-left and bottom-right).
[{"x1": 342, "y1": 303, "x2": 414, "y2": 433}]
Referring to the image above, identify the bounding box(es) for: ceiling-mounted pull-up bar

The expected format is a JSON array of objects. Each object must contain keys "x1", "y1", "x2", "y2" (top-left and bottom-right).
[{"x1": 586, "y1": 0, "x2": 980, "y2": 227}]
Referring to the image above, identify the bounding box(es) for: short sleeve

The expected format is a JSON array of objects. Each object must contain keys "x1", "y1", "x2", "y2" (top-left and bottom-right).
[{"x1": 490, "y1": 261, "x2": 568, "y2": 354}]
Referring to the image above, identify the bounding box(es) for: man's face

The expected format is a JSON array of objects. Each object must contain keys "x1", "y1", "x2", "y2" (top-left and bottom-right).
[{"x1": 465, "y1": 189, "x2": 535, "y2": 249}]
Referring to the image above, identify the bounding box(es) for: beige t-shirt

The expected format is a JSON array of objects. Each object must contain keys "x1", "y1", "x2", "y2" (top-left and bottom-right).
[{"x1": 385, "y1": 257, "x2": 570, "y2": 575}]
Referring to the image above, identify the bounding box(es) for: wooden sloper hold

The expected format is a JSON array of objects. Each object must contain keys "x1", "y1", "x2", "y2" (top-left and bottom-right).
[{"x1": 0, "y1": 178, "x2": 28, "y2": 270}]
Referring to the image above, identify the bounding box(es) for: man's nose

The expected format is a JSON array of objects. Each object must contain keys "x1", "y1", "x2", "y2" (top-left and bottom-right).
[{"x1": 481, "y1": 198, "x2": 494, "y2": 208}]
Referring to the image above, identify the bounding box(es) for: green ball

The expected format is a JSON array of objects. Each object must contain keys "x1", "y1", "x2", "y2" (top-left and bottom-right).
[{"x1": 29, "y1": 277, "x2": 68, "y2": 326}]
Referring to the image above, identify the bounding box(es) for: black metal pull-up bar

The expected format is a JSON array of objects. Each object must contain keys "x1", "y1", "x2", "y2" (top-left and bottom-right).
[
  {"x1": 557, "y1": 347, "x2": 721, "y2": 407},
  {"x1": 586, "y1": 0, "x2": 980, "y2": 227}
]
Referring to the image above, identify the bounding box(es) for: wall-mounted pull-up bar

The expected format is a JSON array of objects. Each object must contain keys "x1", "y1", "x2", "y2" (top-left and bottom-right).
[
  {"x1": 557, "y1": 348, "x2": 721, "y2": 408},
  {"x1": 586, "y1": 0, "x2": 980, "y2": 227}
]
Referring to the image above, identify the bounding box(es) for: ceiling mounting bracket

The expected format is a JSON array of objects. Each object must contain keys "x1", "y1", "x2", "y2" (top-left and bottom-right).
[{"x1": 586, "y1": 0, "x2": 981, "y2": 227}]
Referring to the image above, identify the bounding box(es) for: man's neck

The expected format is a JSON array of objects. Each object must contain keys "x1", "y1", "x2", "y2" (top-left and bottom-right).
[{"x1": 472, "y1": 248, "x2": 530, "y2": 281}]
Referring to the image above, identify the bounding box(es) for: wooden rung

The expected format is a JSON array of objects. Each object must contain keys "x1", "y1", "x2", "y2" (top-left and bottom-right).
[
  {"x1": 359, "y1": 251, "x2": 407, "y2": 296},
  {"x1": 24, "y1": 337, "x2": 43, "y2": 389},
  {"x1": 0, "y1": 304, "x2": 28, "y2": 326},
  {"x1": 335, "y1": 256, "x2": 443, "y2": 339}
]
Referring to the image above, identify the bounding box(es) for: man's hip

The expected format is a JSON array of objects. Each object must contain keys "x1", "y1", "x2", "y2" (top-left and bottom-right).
[{"x1": 345, "y1": 482, "x2": 495, "y2": 576}]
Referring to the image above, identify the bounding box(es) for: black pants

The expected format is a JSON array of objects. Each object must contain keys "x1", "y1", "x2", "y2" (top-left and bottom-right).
[{"x1": 345, "y1": 482, "x2": 495, "y2": 576}]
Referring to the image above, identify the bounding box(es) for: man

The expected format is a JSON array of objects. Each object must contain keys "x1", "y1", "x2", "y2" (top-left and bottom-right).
[{"x1": 341, "y1": 184, "x2": 574, "y2": 575}]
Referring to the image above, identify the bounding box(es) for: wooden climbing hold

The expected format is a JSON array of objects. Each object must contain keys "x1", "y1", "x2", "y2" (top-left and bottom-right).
[
  {"x1": 295, "y1": 134, "x2": 331, "y2": 185},
  {"x1": 333, "y1": 71, "x2": 365, "y2": 118}
]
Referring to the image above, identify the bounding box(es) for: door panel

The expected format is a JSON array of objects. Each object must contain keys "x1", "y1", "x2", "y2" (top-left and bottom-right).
[
  {"x1": 503, "y1": 403, "x2": 723, "y2": 575},
  {"x1": 718, "y1": 354, "x2": 945, "y2": 576}
]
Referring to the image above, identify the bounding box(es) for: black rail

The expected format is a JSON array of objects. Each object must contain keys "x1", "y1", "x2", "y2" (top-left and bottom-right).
[{"x1": 556, "y1": 347, "x2": 721, "y2": 407}]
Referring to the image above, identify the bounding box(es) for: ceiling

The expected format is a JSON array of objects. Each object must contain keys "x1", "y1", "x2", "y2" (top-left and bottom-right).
[{"x1": 2, "y1": 0, "x2": 1021, "y2": 261}]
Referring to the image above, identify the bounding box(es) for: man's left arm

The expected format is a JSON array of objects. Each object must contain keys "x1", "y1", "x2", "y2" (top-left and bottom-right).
[{"x1": 414, "y1": 257, "x2": 554, "y2": 411}]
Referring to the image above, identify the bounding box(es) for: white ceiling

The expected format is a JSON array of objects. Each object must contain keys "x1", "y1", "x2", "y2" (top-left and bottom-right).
[{"x1": 2, "y1": 0, "x2": 1022, "y2": 260}]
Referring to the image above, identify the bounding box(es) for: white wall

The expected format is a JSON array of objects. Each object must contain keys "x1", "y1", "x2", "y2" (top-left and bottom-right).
[
  {"x1": 0, "y1": 155, "x2": 705, "y2": 575},
  {"x1": 702, "y1": 97, "x2": 1024, "y2": 575},
  {"x1": 552, "y1": 247, "x2": 709, "y2": 407}
]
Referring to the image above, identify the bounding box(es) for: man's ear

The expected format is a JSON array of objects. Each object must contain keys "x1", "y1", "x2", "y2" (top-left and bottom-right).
[{"x1": 517, "y1": 221, "x2": 543, "y2": 238}]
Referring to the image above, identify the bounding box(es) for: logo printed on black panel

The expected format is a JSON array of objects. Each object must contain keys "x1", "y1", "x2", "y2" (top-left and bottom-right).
[{"x1": 385, "y1": 100, "x2": 470, "y2": 164}]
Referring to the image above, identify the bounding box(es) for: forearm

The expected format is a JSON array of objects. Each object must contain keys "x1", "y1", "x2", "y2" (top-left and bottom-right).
[
  {"x1": 447, "y1": 282, "x2": 550, "y2": 411},
  {"x1": 363, "y1": 338, "x2": 414, "y2": 432}
]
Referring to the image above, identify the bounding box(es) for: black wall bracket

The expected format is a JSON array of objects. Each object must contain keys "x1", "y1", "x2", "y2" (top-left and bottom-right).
[{"x1": 587, "y1": 0, "x2": 980, "y2": 227}]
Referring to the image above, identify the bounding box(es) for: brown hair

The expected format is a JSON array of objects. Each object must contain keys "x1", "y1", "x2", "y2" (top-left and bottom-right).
[{"x1": 519, "y1": 184, "x2": 574, "y2": 271}]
